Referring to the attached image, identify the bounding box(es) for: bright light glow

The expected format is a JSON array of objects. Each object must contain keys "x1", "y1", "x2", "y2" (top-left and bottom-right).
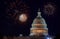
[
  {"x1": 47, "y1": 37, "x2": 52, "y2": 39},
  {"x1": 20, "y1": 34, "x2": 23, "y2": 36},
  {"x1": 19, "y1": 14, "x2": 27, "y2": 22}
]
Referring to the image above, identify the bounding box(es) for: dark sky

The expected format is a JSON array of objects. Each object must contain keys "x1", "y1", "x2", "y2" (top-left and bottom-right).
[{"x1": 0, "y1": 0, "x2": 60, "y2": 36}]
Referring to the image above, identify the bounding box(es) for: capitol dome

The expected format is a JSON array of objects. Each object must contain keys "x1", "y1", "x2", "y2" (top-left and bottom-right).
[{"x1": 30, "y1": 9, "x2": 48, "y2": 36}]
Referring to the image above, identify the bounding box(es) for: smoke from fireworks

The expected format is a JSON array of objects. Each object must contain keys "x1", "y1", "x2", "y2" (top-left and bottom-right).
[{"x1": 43, "y1": 2, "x2": 56, "y2": 16}]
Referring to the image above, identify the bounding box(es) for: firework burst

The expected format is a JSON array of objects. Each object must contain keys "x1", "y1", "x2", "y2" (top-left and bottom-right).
[
  {"x1": 43, "y1": 2, "x2": 56, "y2": 16},
  {"x1": 5, "y1": 0, "x2": 30, "y2": 24}
]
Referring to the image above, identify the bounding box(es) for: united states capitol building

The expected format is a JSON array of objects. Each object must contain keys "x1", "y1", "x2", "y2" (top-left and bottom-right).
[{"x1": 3, "y1": 9, "x2": 53, "y2": 39}]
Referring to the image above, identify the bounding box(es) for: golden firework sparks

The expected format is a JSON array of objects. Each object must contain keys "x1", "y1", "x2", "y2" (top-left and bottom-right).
[{"x1": 19, "y1": 14, "x2": 28, "y2": 22}]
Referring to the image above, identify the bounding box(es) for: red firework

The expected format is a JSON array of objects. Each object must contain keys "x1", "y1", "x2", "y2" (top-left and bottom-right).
[
  {"x1": 43, "y1": 2, "x2": 56, "y2": 16},
  {"x1": 6, "y1": 0, "x2": 30, "y2": 24}
]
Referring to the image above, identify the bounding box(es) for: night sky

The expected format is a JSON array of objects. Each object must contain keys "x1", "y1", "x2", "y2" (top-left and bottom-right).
[{"x1": 0, "y1": 0, "x2": 60, "y2": 36}]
